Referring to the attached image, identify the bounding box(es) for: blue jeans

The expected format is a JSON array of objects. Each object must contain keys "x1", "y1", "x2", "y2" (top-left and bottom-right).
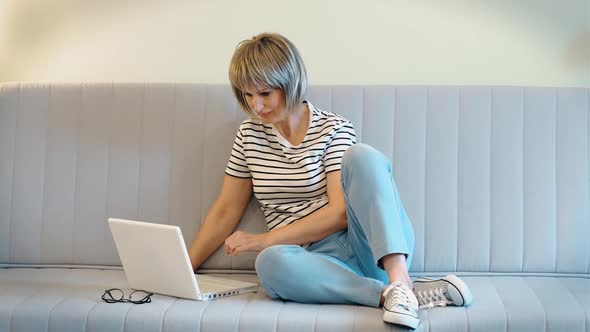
[{"x1": 254, "y1": 144, "x2": 415, "y2": 307}]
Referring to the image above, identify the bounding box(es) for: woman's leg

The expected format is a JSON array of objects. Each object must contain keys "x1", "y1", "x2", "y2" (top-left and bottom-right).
[
  {"x1": 255, "y1": 242, "x2": 384, "y2": 307},
  {"x1": 340, "y1": 143, "x2": 415, "y2": 284},
  {"x1": 340, "y1": 144, "x2": 420, "y2": 328}
]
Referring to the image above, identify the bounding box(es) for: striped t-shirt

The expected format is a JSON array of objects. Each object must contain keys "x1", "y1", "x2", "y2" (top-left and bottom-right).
[{"x1": 225, "y1": 101, "x2": 356, "y2": 232}]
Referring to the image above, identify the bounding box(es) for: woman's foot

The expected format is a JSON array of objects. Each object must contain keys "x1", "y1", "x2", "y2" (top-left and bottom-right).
[
  {"x1": 382, "y1": 282, "x2": 420, "y2": 329},
  {"x1": 412, "y1": 274, "x2": 473, "y2": 309}
]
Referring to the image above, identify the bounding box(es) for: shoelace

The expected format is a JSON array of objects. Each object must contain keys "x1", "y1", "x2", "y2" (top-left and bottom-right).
[
  {"x1": 384, "y1": 283, "x2": 412, "y2": 311},
  {"x1": 414, "y1": 286, "x2": 451, "y2": 309}
]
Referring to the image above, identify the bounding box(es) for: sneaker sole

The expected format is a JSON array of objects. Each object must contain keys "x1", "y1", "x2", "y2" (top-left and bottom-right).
[
  {"x1": 383, "y1": 310, "x2": 419, "y2": 329},
  {"x1": 443, "y1": 274, "x2": 473, "y2": 306}
]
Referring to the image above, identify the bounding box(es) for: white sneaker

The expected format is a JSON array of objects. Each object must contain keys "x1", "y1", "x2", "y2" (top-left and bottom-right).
[
  {"x1": 382, "y1": 282, "x2": 420, "y2": 329},
  {"x1": 412, "y1": 275, "x2": 473, "y2": 309}
]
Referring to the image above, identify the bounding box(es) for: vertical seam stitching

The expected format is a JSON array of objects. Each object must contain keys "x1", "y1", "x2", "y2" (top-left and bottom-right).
[
  {"x1": 104, "y1": 82, "x2": 114, "y2": 264},
  {"x1": 424, "y1": 86, "x2": 429, "y2": 272},
  {"x1": 328, "y1": 86, "x2": 332, "y2": 113},
  {"x1": 46, "y1": 294, "x2": 69, "y2": 332},
  {"x1": 122, "y1": 301, "x2": 134, "y2": 332},
  {"x1": 8, "y1": 82, "x2": 21, "y2": 263},
  {"x1": 392, "y1": 86, "x2": 396, "y2": 165},
  {"x1": 40, "y1": 83, "x2": 51, "y2": 264},
  {"x1": 456, "y1": 87, "x2": 460, "y2": 272},
  {"x1": 489, "y1": 87, "x2": 493, "y2": 272},
  {"x1": 465, "y1": 305, "x2": 471, "y2": 332},
  {"x1": 167, "y1": 84, "x2": 177, "y2": 226},
  {"x1": 83, "y1": 294, "x2": 101, "y2": 332},
  {"x1": 197, "y1": 299, "x2": 212, "y2": 331},
  {"x1": 554, "y1": 88, "x2": 558, "y2": 273},
  {"x1": 9, "y1": 288, "x2": 43, "y2": 331},
  {"x1": 72, "y1": 83, "x2": 82, "y2": 264},
  {"x1": 360, "y1": 87, "x2": 365, "y2": 144},
  {"x1": 273, "y1": 301, "x2": 285, "y2": 332},
  {"x1": 521, "y1": 277, "x2": 548, "y2": 332},
  {"x1": 159, "y1": 298, "x2": 178, "y2": 332},
  {"x1": 489, "y1": 278, "x2": 509, "y2": 332},
  {"x1": 521, "y1": 88, "x2": 526, "y2": 273},
  {"x1": 201, "y1": 85, "x2": 209, "y2": 266},
  {"x1": 360, "y1": 86, "x2": 364, "y2": 144},
  {"x1": 236, "y1": 294, "x2": 254, "y2": 332},
  {"x1": 312, "y1": 304, "x2": 320, "y2": 332},
  {"x1": 555, "y1": 278, "x2": 586, "y2": 328},
  {"x1": 489, "y1": 87, "x2": 494, "y2": 271},
  {"x1": 137, "y1": 83, "x2": 146, "y2": 220}
]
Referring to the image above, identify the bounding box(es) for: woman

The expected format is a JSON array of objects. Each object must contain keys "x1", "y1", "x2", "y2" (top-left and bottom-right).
[{"x1": 188, "y1": 32, "x2": 472, "y2": 329}]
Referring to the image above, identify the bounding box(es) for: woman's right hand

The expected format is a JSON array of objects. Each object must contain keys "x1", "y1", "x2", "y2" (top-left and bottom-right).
[{"x1": 224, "y1": 230, "x2": 270, "y2": 256}]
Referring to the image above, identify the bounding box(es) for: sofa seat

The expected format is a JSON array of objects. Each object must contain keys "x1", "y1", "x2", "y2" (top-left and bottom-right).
[{"x1": 1, "y1": 268, "x2": 587, "y2": 332}]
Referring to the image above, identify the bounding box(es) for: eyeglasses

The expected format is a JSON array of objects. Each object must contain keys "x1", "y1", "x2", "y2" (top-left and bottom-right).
[{"x1": 101, "y1": 288, "x2": 153, "y2": 304}]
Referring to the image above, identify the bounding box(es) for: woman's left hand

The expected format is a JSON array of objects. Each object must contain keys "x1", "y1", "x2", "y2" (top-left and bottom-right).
[{"x1": 224, "y1": 231, "x2": 270, "y2": 256}]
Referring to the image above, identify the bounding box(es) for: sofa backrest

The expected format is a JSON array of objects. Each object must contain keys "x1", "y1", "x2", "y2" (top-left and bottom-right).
[{"x1": 1, "y1": 83, "x2": 588, "y2": 275}]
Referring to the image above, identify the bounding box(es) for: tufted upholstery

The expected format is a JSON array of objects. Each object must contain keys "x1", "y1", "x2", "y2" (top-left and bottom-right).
[{"x1": 0, "y1": 83, "x2": 588, "y2": 331}]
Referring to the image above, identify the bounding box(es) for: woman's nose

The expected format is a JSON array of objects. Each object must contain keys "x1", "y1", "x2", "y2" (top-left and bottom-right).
[{"x1": 251, "y1": 96, "x2": 264, "y2": 112}]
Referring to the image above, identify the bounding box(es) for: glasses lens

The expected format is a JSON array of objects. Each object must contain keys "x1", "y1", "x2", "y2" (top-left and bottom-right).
[
  {"x1": 129, "y1": 290, "x2": 152, "y2": 304},
  {"x1": 102, "y1": 288, "x2": 124, "y2": 303},
  {"x1": 110, "y1": 289, "x2": 124, "y2": 301}
]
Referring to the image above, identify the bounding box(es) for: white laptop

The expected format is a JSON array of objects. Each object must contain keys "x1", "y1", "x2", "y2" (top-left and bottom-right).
[{"x1": 107, "y1": 218, "x2": 259, "y2": 301}]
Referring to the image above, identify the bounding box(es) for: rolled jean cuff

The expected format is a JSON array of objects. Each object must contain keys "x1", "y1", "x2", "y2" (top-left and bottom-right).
[
  {"x1": 374, "y1": 244, "x2": 412, "y2": 270},
  {"x1": 365, "y1": 278, "x2": 386, "y2": 308}
]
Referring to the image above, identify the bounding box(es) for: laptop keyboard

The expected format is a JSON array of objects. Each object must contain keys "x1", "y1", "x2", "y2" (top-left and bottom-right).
[
  {"x1": 196, "y1": 277, "x2": 236, "y2": 293},
  {"x1": 197, "y1": 282, "x2": 223, "y2": 293},
  {"x1": 195, "y1": 274, "x2": 257, "y2": 294}
]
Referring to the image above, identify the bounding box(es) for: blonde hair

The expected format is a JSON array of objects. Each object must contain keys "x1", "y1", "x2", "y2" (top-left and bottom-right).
[{"x1": 229, "y1": 33, "x2": 308, "y2": 117}]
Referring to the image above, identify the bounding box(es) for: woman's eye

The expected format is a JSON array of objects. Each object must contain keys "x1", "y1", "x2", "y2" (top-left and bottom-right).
[{"x1": 260, "y1": 92, "x2": 270, "y2": 96}]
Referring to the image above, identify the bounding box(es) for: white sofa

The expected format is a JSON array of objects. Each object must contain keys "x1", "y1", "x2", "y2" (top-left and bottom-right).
[{"x1": 0, "y1": 82, "x2": 588, "y2": 332}]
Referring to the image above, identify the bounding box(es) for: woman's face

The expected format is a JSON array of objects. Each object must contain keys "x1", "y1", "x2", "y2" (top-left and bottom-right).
[{"x1": 243, "y1": 86, "x2": 287, "y2": 124}]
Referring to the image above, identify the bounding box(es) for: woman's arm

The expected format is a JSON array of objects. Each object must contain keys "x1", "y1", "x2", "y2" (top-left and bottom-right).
[
  {"x1": 188, "y1": 174, "x2": 253, "y2": 271},
  {"x1": 224, "y1": 170, "x2": 347, "y2": 255},
  {"x1": 266, "y1": 170, "x2": 347, "y2": 245}
]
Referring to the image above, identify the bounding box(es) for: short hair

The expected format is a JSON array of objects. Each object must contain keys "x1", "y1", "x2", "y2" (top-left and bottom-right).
[{"x1": 229, "y1": 33, "x2": 308, "y2": 117}]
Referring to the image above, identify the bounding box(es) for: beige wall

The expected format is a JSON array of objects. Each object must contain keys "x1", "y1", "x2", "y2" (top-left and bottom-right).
[{"x1": 1, "y1": 0, "x2": 589, "y2": 87}]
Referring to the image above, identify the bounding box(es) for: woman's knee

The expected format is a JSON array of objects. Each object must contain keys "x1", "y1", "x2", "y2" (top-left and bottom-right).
[
  {"x1": 255, "y1": 245, "x2": 304, "y2": 298},
  {"x1": 342, "y1": 144, "x2": 390, "y2": 178},
  {"x1": 255, "y1": 245, "x2": 302, "y2": 279}
]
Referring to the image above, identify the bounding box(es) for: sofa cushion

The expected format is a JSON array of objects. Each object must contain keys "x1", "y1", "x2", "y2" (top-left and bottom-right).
[{"x1": 1, "y1": 268, "x2": 588, "y2": 332}]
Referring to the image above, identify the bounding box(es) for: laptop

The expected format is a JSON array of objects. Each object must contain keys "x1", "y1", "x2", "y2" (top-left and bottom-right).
[{"x1": 107, "y1": 218, "x2": 259, "y2": 301}]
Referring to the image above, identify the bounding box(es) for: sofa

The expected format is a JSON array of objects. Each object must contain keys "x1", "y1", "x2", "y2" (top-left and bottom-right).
[{"x1": 0, "y1": 82, "x2": 588, "y2": 332}]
